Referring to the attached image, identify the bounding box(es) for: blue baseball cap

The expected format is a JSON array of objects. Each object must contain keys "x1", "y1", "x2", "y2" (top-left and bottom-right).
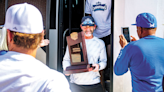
[
  {"x1": 81, "y1": 16, "x2": 95, "y2": 26},
  {"x1": 132, "y1": 13, "x2": 157, "y2": 28}
]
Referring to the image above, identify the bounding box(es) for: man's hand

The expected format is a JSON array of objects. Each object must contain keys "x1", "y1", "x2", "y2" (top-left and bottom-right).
[
  {"x1": 39, "y1": 39, "x2": 50, "y2": 47},
  {"x1": 131, "y1": 36, "x2": 137, "y2": 41},
  {"x1": 119, "y1": 35, "x2": 128, "y2": 48},
  {"x1": 92, "y1": 64, "x2": 99, "y2": 72},
  {"x1": 65, "y1": 74, "x2": 71, "y2": 76},
  {"x1": 119, "y1": 35, "x2": 137, "y2": 48}
]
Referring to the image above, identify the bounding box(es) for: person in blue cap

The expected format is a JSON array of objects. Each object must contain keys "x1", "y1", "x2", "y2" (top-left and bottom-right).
[
  {"x1": 63, "y1": 16, "x2": 107, "y2": 92},
  {"x1": 114, "y1": 12, "x2": 164, "y2": 92}
]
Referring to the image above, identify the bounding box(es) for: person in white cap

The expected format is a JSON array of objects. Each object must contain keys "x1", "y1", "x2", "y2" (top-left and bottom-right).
[
  {"x1": 0, "y1": 3, "x2": 71, "y2": 92},
  {"x1": 0, "y1": 26, "x2": 49, "y2": 56}
]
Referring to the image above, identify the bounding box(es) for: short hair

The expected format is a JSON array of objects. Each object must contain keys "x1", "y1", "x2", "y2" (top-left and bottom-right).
[
  {"x1": 11, "y1": 31, "x2": 42, "y2": 49},
  {"x1": 141, "y1": 27, "x2": 156, "y2": 30}
]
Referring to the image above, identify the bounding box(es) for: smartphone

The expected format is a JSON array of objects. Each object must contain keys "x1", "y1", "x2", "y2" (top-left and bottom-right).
[{"x1": 122, "y1": 27, "x2": 131, "y2": 42}]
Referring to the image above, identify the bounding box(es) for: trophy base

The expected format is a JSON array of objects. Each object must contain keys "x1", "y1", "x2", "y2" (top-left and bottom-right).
[{"x1": 64, "y1": 64, "x2": 95, "y2": 74}]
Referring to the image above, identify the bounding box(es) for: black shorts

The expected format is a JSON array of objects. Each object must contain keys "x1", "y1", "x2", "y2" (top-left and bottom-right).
[
  {"x1": 70, "y1": 83, "x2": 104, "y2": 92},
  {"x1": 100, "y1": 34, "x2": 111, "y2": 46}
]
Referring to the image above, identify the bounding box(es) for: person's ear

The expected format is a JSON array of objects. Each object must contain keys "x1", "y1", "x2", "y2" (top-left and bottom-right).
[
  {"x1": 80, "y1": 24, "x2": 83, "y2": 30},
  {"x1": 94, "y1": 25, "x2": 96, "y2": 30},
  {"x1": 80, "y1": 24, "x2": 82, "y2": 28},
  {"x1": 137, "y1": 27, "x2": 141, "y2": 33},
  {"x1": 140, "y1": 27, "x2": 143, "y2": 34},
  {"x1": 7, "y1": 29, "x2": 13, "y2": 42},
  {"x1": 137, "y1": 26, "x2": 142, "y2": 38}
]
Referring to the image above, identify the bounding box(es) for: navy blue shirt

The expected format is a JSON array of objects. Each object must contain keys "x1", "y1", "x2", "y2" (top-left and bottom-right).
[{"x1": 114, "y1": 35, "x2": 164, "y2": 92}]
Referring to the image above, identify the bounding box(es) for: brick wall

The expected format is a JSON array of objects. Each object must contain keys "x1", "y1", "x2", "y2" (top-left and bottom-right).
[{"x1": 0, "y1": 0, "x2": 47, "y2": 26}]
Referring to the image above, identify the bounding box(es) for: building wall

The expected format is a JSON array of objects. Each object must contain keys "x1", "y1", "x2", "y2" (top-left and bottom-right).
[
  {"x1": 0, "y1": 0, "x2": 47, "y2": 26},
  {"x1": 0, "y1": 0, "x2": 5, "y2": 25}
]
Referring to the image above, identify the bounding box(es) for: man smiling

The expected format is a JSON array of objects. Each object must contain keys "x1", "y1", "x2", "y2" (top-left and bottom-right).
[{"x1": 63, "y1": 16, "x2": 107, "y2": 92}]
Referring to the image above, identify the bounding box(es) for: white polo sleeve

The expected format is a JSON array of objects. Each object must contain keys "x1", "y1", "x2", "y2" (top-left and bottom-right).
[
  {"x1": 98, "y1": 45, "x2": 107, "y2": 70},
  {"x1": 62, "y1": 46, "x2": 71, "y2": 70}
]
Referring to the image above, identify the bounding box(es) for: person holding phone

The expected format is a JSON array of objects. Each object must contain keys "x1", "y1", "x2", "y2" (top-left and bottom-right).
[{"x1": 114, "y1": 13, "x2": 164, "y2": 92}]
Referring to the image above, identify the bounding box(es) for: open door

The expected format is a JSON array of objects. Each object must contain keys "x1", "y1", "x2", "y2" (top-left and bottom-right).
[{"x1": 57, "y1": 0, "x2": 114, "y2": 92}]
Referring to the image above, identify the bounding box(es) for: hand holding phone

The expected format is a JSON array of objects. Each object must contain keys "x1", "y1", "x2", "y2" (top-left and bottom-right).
[
  {"x1": 122, "y1": 27, "x2": 131, "y2": 42},
  {"x1": 130, "y1": 36, "x2": 137, "y2": 41},
  {"x1": 119, "y1": 34, "x2": 128, "y2": 48}
]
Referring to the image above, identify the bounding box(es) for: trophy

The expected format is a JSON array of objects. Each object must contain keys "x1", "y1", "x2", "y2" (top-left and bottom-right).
[{"x1": 63, "y1": 31, "x2": 94, "y2": 74}]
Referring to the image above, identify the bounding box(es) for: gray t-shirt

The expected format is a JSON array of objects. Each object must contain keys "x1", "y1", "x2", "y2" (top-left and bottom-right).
[{"x1": 85, "y1": 0, "x2": 111, "y2": 38}]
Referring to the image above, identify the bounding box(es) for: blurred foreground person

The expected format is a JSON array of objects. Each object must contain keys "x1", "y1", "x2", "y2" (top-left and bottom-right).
[
  {"x1": 0, "y1": 26, "x2": 49, "y2": 63},
  {"x1": 0, "y1": 3, "x2": 71, "y2": 92}
]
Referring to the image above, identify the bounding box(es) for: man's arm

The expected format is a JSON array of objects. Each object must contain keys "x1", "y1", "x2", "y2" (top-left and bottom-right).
[
  {"x1": 98, "y1": 46, "x2": 107, "y2": 70},
  {"x1": 114, "y1": 35, "x2": 137, "y2": 75},
  {"x1": 114, "y1": 48, "x2": 129, "y2": 75},
  {"x1": 62, "y1": 46, "x2": 71, "y2": 76},
  {"x1": 114, "y1": 35, "x2": 130, "y2": 75},
  {"x1": 92, "y1": 44, "x2": 107, "y2": 72},
  {"x1": 114, "y1": 34, "x2": 137, "y2": 75}
]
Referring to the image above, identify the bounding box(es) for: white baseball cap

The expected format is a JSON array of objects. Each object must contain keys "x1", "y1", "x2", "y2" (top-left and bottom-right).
[{"x1": 4, "y1": 3, "x2": 43, "y2": 34}]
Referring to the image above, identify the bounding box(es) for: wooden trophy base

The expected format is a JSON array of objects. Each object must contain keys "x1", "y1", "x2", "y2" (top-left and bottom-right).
[{"x1": 64, "y1": 64, "x2": 95, "y2": 74}]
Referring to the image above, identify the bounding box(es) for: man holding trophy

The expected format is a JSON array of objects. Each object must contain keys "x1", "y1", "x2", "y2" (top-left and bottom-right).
[{"x1": 62, "y1": 16, "x2": 107, "y2": 92}]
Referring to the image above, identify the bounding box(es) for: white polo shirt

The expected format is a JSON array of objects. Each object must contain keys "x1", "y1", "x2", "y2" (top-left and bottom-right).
[
  {"x1": 63, "y1": 37, "x2": 107, "y2": 85},
  {"x1": 85, "y1": 0, "x2": 111, "y2": 38},
  {"x1": 0, "y1": 51, "x2": 71, "y2": 92}
]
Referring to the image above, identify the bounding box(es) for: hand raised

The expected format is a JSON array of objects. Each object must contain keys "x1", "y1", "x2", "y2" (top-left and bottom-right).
[
  {"x1": 131, "y1": 36, "x2": 137, "y2": 41},
  {"x1": 119, "y1": 34, "x2": 128, "y2": 48},
  {"x1": 39, "y1": 39, "x2": 50, "y2": 47}
]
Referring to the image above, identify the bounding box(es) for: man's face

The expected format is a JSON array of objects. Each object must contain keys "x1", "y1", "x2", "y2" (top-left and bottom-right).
[{"x1": 81, "y1": 25, "x2": 96, "y2": 37}]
